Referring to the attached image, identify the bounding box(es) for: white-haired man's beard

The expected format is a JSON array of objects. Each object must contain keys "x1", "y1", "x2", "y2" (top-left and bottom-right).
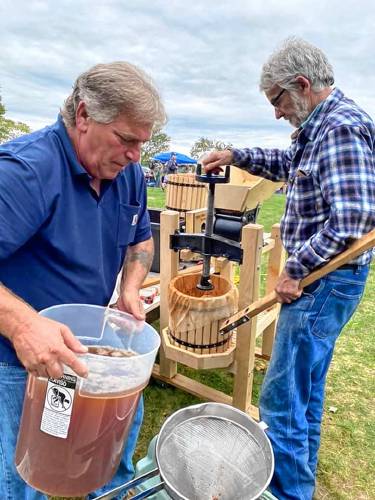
[{"x1": 289, "y1": 93, "x2": 311, "y2": 128}]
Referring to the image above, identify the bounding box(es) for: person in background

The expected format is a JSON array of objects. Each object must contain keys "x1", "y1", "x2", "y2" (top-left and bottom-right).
[
  {"x1": 0, "y1": 61, "x2": 166, "y2": 499},
  {"x1": 165, "y1": 152, "x2": 178, "y2": 174},
  {"x1": 203, "y1": 37, "x2": 375, "y2": 500},
  {"x1": 148, "y1": 167, "x2": 156, "y2": 186},
  {"x1": 151, "y1": 160, "x2": 162, "y2": 187},
  {"x1": 160, "y1": 171, "x2": 168, "y2": 190}
]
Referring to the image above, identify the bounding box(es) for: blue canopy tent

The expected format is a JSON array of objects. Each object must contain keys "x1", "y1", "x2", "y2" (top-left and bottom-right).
[{"x1": 152, "y1": 151, "x2": 197, "y2": 165}]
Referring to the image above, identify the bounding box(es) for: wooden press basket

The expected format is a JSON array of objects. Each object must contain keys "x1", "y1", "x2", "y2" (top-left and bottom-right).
[
  {"x1": 166, "y1": 174, "x2": 208, "y2": 215},
  {"x1": 167, "y1": 273, "x2": 238, "y2": 354}
]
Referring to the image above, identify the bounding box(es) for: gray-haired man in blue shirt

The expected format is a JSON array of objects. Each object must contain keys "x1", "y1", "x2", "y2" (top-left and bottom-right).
[
  {"x1": 203, "y1": 37, "x2": 375, "y2": 500},
  {"x1": 0, "y1": 62, "x2": 166, "y2": 499}
]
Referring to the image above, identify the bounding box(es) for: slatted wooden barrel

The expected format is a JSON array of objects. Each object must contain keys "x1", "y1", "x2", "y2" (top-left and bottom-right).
[
  {"x1": 168, "y1": 273, "x2": 238, "y2": 354},
  {"x1": 165, "y1": 174, "x2": 208, "y2": 215}
]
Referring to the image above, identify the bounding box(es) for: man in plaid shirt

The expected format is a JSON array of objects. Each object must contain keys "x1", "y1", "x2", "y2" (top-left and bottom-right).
[{"x1": 203, "y1": 37, "x2": 375, "y2": 500}]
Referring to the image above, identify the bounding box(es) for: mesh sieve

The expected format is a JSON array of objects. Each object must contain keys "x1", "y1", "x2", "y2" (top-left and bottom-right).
[{"x1": 157, "y1": 414, "x2": 272, "y2": 500}]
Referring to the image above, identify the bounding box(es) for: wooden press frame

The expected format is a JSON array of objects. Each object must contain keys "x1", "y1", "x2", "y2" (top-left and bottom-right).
[{"x1": 152, "y1": 210, "x2": 285, "y2": 419}]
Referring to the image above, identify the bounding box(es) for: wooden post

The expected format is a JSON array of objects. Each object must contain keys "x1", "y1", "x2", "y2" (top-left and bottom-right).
[
  {"x1": 159, "y1": 210, "x2": 179, "y2": 378},
  {"x1": 261, "y1": 224, "x2": 285, "y2": 357},
  {"x1": 214, "y1": 257, "x2": 234, "y2": 283},
  {"x1": 185, "y1": 208, "x2": 206, "y2": 233},
  {"x1": 232, "y1": 224, "x2": 263, "y2": 412},
  {"x1": 185, "y1": 209, "x2": 195, "y2": 234}
]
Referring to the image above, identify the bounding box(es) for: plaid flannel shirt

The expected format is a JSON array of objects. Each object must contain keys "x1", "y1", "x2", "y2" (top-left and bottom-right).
[{"x1": 231, "y1": 88, "x2": 375, "y2": 279}]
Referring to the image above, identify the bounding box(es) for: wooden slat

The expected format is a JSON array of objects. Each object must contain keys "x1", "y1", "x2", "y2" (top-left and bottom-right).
[
  {"x1": 213, "y1": 257, "x2": 234, "y2": 283},
  {"x1": 142, "y1": 275, "x2": 162, "y2": 288},
  {"x1": 187, "y1": 174, "x2": 193, "y2": 211},
  {"x1": 194, "y1": 326, "x2": 203, "y2": 355},
  {"x1": 202, "y1": 322, "x2": 211, "y2": 354},
  {"x1": 261, "y1": 239, "x2": 275, "y2": 255},
  {"x1": 191, "y1": 178, "x2": 198, "y2": 211},
  {"x1": 152, "y1": 364, "x2": 259, "y2": 420}
]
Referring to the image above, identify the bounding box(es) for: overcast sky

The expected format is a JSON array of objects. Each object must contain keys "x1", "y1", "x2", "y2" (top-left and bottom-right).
[{"x1": 1, "y1": 0, "x2": 374, "y2": 155}]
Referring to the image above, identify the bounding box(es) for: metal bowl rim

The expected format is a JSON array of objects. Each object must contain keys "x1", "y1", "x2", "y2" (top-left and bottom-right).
[{"x1": 155, "y1": 402, "x2": 274, "y2": 500}]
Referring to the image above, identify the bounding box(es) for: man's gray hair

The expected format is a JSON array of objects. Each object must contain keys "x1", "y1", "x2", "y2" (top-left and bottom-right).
[
  {"x1": 260, "y1": 37, "x2": 334, "y2": 93},
  {"x1": 61, "y1": 62, "x2": 167, "y2": 128}
]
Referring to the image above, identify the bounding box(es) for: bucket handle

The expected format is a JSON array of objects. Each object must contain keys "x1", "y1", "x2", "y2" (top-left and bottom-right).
[{"x1": 92, "y1": 467, "x2": 163, "y2": 500}]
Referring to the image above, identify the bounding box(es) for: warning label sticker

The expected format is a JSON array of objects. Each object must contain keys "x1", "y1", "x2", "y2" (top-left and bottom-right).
[{"x1": 40, "y1": 373, "x2": 77, "y2": 439}]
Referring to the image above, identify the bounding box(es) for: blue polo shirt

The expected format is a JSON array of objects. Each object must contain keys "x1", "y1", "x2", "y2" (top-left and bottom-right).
[{"x1": 0, "y1": 116, "x2": 151, "y2": 365}]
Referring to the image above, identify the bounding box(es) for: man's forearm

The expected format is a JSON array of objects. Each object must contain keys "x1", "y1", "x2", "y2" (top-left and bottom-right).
[
  {"x1": 231, "y1": 147, "x2": 291, "y2": 182},
  {"x1": 0, "y1": 284, "x2": 88, "y2": 377},
  {"x1": 0, "y1": 284, "x2": 37, "y2": 343},
  {"x1": 120, "y1": 238, "x2": 154, "y2": 293}
]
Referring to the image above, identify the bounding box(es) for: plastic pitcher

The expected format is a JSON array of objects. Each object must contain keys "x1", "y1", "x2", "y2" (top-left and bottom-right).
[{"x1": 15, "y1": 304, "x2": 160, "y2": 498}]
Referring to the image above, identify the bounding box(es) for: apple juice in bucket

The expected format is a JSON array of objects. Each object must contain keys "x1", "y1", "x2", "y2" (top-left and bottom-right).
[{"x1": 14, "y1": 305, "x2": 160, "y2": 497}]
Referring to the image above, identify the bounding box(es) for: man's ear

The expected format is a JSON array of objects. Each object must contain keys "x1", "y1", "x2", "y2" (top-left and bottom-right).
[
  {"x1": 75, "y1": 101, "x2": 90, "y2": 132},
  {"x1": 295, "y1": 75, "x2": 311, "y2": 95}
]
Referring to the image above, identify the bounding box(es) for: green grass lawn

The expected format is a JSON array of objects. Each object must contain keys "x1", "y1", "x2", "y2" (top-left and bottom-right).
[
  {"x1": 138, "y1": 188, "x2": 374, "y2": 499},
  {"x1": 146, "y1": 186, "x2": 166, "y2": 209}
]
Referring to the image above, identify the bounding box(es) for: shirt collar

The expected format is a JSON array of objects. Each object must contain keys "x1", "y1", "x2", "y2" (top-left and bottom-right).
[
  {"x1": 298, "y1": 87, "x2": 344, "y2": 142},
  {"x1": 300, "y1": 100, "x2": 324, "y2": 129},
  {"x1": 54, "y1": 115, "x2": 89, "y2": 177}
]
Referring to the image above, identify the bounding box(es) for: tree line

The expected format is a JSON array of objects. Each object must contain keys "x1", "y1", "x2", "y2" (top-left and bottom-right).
[{"x1": 0, "y1": 96, "x2": 31, "y2": 143}]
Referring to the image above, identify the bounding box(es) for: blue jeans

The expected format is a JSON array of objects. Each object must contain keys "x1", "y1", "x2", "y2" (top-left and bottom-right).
[
  {"x1": 0, "y1": 364, "x2": 144, "y2": 500},
  {"x1": 259, "y1": 265, "x2": 369, "y2": 500}
]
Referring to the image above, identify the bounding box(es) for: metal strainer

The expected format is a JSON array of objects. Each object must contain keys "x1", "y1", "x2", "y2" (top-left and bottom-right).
[{"x1": 94, "y1": 402, "x2": 274, "y2": 500}]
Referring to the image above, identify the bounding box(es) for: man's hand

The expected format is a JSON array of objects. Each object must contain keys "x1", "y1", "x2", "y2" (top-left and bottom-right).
[
  {"x1": 11, "y1": 314, "x2": 88, "y2": 379},
  {"x1": 201, "y1": 150, "x2": 233, "y2": 174},
  {"x1": 275, "y1": 269, "x2": 303, "y2": 303},
  {"x1": 117, "y1": 287, "x2": 145, "y2": 321}
]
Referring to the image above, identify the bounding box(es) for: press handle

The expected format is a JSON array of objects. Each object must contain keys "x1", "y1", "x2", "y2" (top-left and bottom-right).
[
  {"x1": 195, "y1": 163, "x2": 230, "y2": 183},
  {"x1": 219, "y1": 228, "x2": 375, "y2": 335}
]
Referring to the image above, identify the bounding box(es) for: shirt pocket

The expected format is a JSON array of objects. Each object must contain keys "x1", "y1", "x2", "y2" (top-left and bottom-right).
[
  {"x1": 289, "y1": 172, "x2": 318, "y2": 217},
  {"x1": 117, "y1": 203, "x2": 141, "y2": 247}
]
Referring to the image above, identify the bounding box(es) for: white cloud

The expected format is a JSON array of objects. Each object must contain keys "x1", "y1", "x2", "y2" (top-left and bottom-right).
[{"x1": 1, "y1": 0, "x2": 374, "y2": 155}]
